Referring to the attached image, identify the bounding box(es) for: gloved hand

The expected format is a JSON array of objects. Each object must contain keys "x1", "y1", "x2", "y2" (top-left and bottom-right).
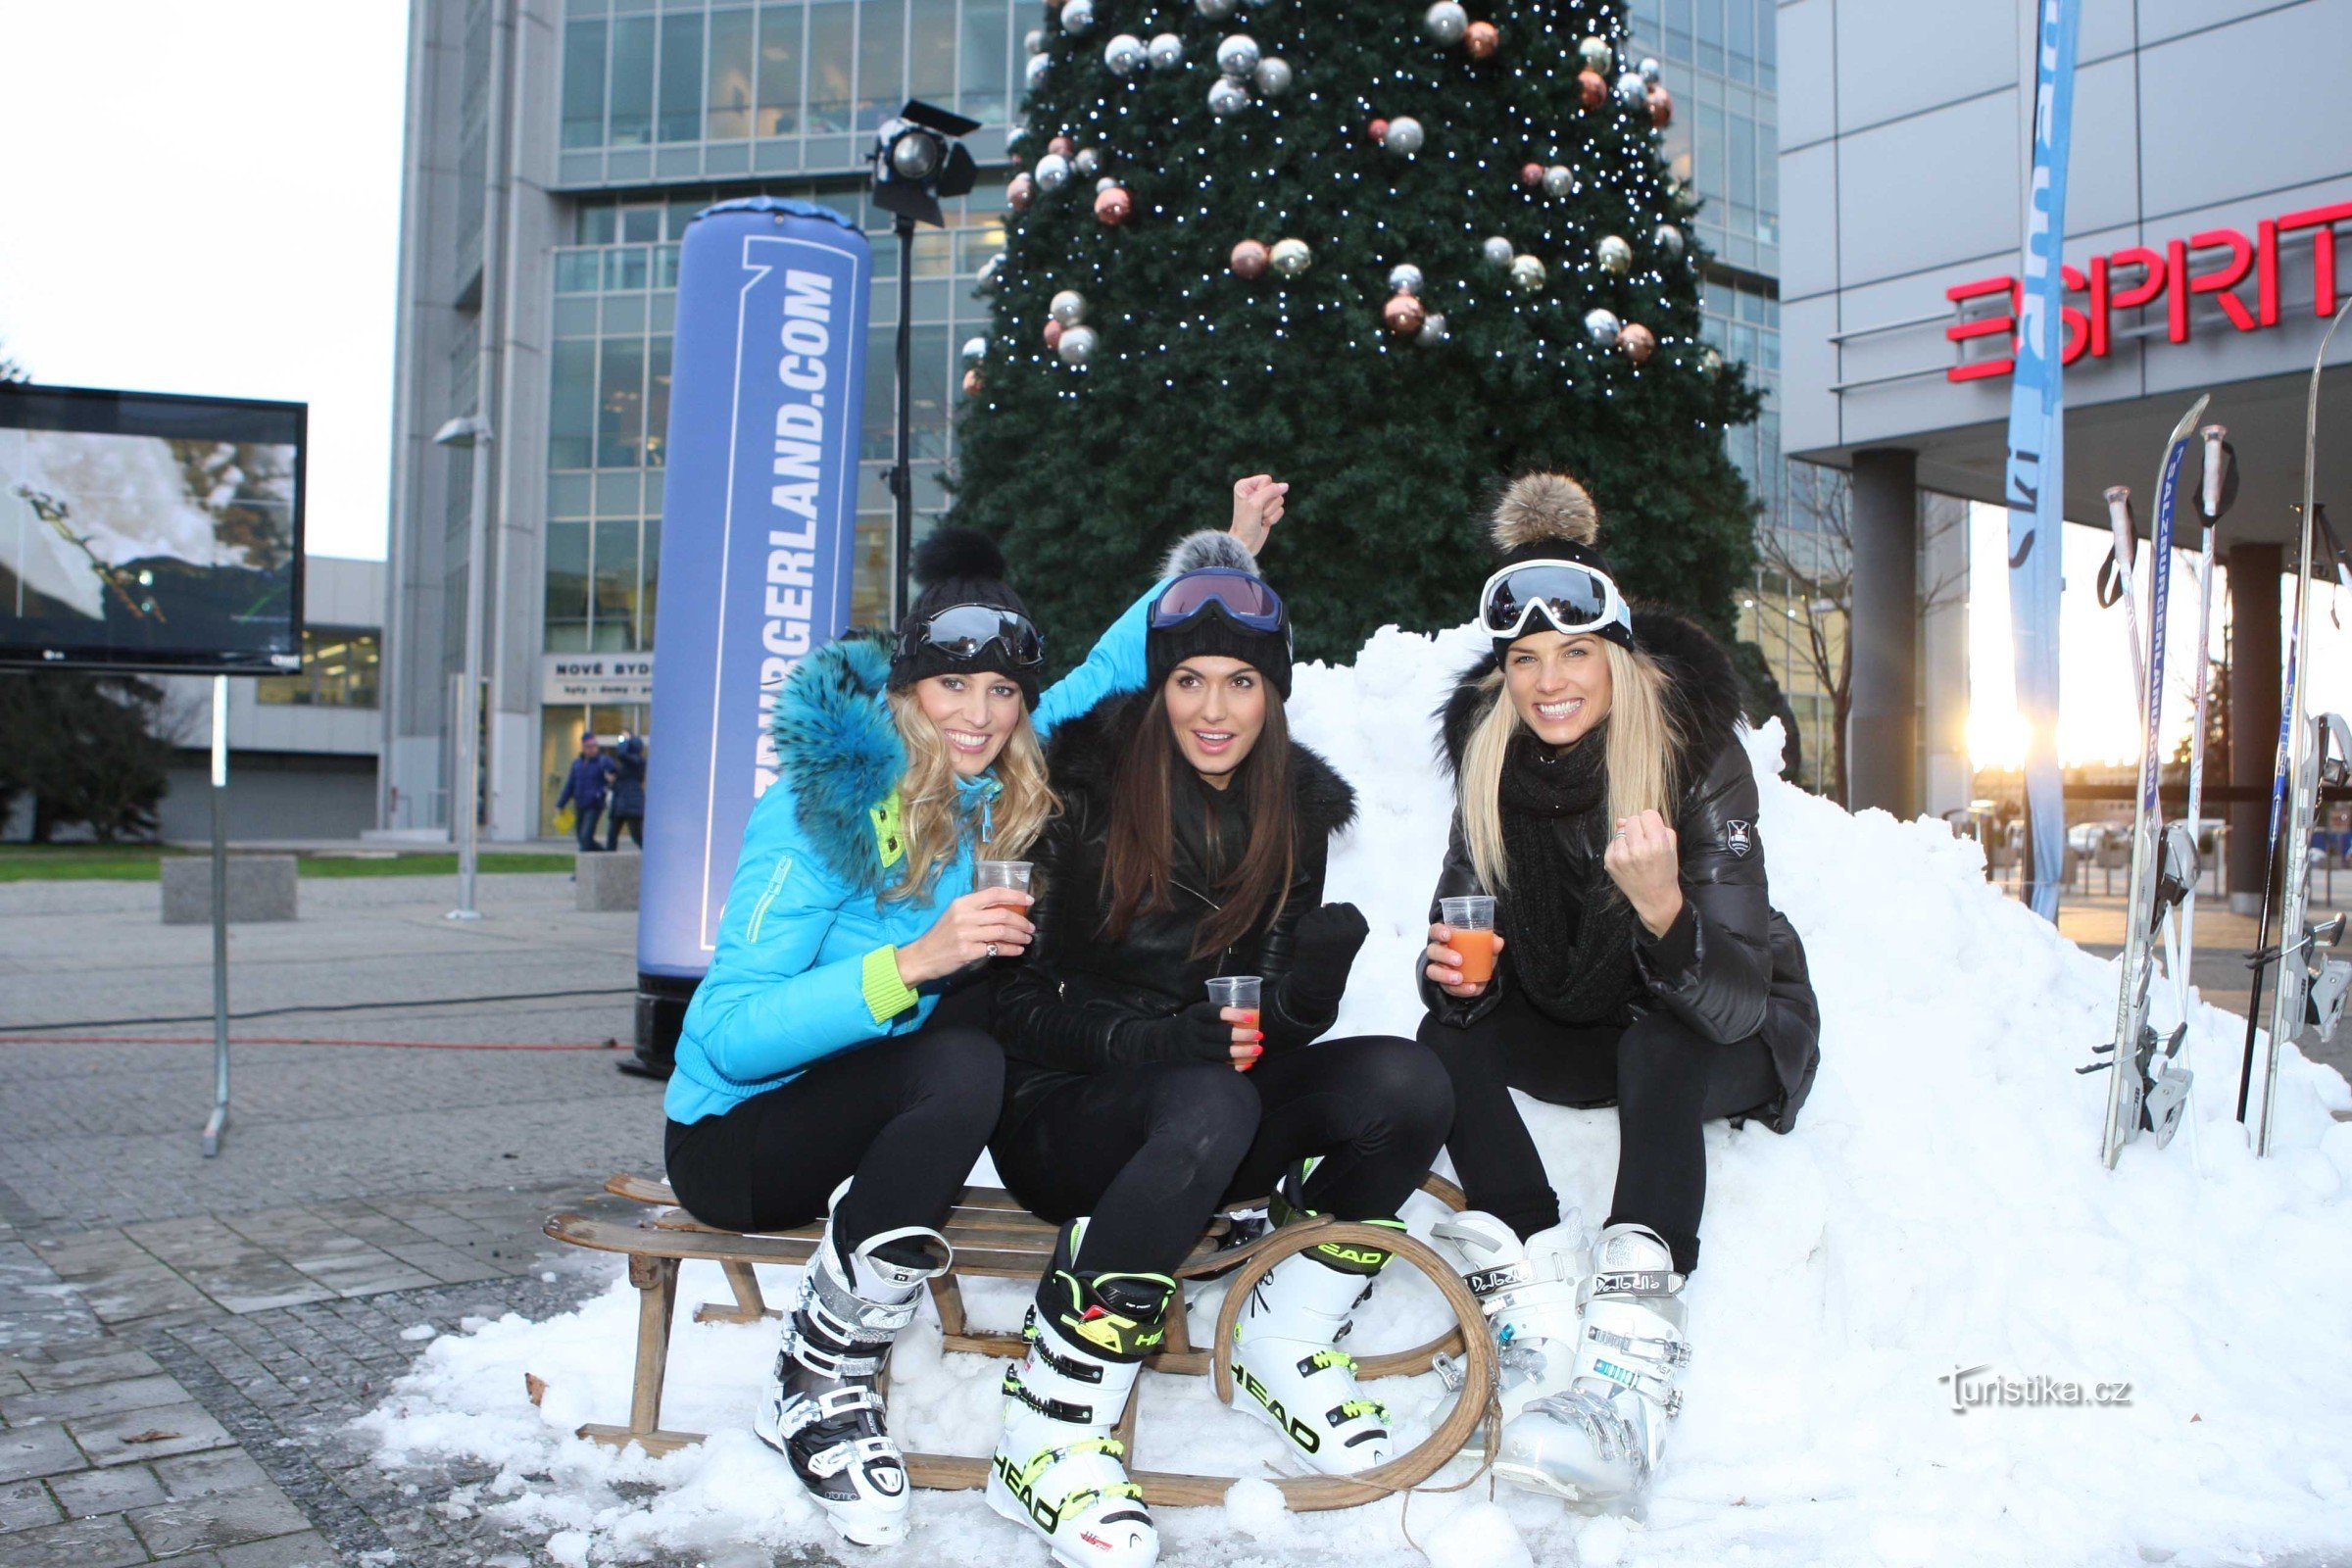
[
  {"x1": 1119, "y1": 1001, "x2": 1249, "y2": 1065},
  {"x1": 1287, "y1": 902, "x2": 1370, "y2": 1010}
]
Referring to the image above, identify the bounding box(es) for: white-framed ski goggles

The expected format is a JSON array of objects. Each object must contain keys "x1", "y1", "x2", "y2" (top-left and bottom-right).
[{"x1": 1479, "y1": 558, "x2": 1636, "y2": 648}]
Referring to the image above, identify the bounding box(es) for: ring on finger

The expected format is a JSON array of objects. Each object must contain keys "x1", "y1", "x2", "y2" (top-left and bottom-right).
[{"x1": 984, "y1": 942, "x2": 998, "y2": 958}]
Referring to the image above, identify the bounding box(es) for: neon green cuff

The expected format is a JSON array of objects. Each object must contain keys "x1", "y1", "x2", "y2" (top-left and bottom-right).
[{"x1": 862, "y1": 947, "x2": 921, "y2": 1023}]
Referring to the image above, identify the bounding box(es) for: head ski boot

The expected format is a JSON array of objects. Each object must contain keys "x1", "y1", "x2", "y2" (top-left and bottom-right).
[
  {"x1": 986, "y1": 1218, "x2": 1171, "y2": 1568},
  {"x1": 756, "y1": 1187, "x2": 951, "y2": 1546},
  {"x1": 1230, "y1": 1180, "x2": 1401, "y2": 1474}
]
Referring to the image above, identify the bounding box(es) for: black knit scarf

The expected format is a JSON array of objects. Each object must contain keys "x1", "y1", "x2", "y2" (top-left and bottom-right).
[{"x1": 1495, "y1": 725, "x2": 1642, "y2": 1025}]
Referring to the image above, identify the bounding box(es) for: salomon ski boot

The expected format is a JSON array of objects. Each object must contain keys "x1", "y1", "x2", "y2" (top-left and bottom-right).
[
  {"x1": 986, "y1": 1219, "x2": 1170, "y2": 1568},
  {"x1": 756, "y1": 1190, "x2": 951, "y2": 1546}
]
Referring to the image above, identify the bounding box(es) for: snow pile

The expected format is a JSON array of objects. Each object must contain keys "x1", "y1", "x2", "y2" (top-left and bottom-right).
[{"x1": 362, "y1": 620, "x2": 2352, "y2": 1567}]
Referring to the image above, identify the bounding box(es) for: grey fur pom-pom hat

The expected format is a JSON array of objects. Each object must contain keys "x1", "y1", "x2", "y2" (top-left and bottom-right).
[{"x1": 1147, "y1": 530, "x2": 1293, "y2": 700}]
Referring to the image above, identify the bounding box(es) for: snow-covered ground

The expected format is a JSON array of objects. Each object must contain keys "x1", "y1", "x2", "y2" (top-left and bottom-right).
[{"x1": 361, "y1": 620, "x2": 2352, "y2": 1568}]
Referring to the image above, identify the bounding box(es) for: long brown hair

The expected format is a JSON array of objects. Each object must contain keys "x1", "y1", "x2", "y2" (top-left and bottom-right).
[{"x1": 1101, "y1": 684, "x2": 1297, "y2": 958}]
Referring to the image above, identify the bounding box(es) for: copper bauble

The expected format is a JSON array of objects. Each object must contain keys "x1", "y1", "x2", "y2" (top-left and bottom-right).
[
  {"x1": 1006, "y1": 172, "x2": 1035, "y2": 213},
  {"x1": 1619, "y1": 322, "x2": 1657, "y2": 364},
  {"x1": 1519, "y1": 162, "x2": 1544, "y2": 187},
  {"x1": 1048, "y1": 134, "x2": 1075, "y2": 158},
  {"x1": 1647, "y1": 85, "x2": 1674, "y2": 127},
  {"x1": 1383, "y1": 293, "x2": 1427, "y2": 337},
  {"x1": 1093, "y1": 185, "x2": 1132, "y2": 225},
  {"x1": 1043, "y1": 318, "x2": 1064, "y2": 351},
  {"x1": 1368, "y1": 117, "x2": 1390, "y2": 144},
  {"x1": 961, "y1": 368, "x2": 982, "y2": 396},
  {"x1": 1229, "y1": 238, "x2": 1269, "y2": 278},
  {"x1": 1577, "y1": 69, "x2": 1606, "y2": 110},
  {"x1": 1464, "y1": 21, "x2": 1499, "y2": 59}
]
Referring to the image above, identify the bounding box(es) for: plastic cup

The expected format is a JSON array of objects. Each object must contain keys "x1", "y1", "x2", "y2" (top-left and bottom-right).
[
  {"x1": 975, "y1": 859, "x2": 1033, "y2": 893},
  {"x1": 1440, "y1": 895, "x2": 1498, "y2": 984},
  {"x1": 1206, "y1": 975, "x2": 1262, "y2": 1071}
]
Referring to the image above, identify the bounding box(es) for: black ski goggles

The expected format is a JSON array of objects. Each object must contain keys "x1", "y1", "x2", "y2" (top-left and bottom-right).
[
  {"x1": 1480, "y1": 559, "x2": 1635, "y2": 648},
  {"x1": 896, "y1": 604, "x2": 1045, "y2": 668},
  {"x1": 1150, "y1": 568, "x2": 1290, "y2": 637}
]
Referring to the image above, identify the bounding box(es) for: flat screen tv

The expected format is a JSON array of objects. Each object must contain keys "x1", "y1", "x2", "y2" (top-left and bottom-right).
[{"x1": 0, "y1": 383, "x2": 306, "y2": 673}]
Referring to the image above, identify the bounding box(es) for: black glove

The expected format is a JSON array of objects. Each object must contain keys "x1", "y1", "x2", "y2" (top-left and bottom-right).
[
  {"x1": 1117, "y1": 1002, "x2": 1242, "y2": 1065},
  {"x1": 1287, "y1": 902, "x2": 1370, "y2": 1010}
]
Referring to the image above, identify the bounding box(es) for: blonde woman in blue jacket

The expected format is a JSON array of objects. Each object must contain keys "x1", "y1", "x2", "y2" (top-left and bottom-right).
[{"x1": 664, "y1": 495, "x2": 1282, "y2": 1548}]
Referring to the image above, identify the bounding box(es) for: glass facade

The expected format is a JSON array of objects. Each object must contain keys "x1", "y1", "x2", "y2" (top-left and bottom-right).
[{"x1": 257, "y1": 627, "x2": 382, "y2": 709}]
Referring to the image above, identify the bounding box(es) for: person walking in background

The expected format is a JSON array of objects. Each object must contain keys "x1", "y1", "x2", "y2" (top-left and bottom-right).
[
  {"x1": 606, "y1": 733, "x2": 647, "y2": 850},
  {"x1": 557, "y1": 732, "x2": 612, "y2": 852}
]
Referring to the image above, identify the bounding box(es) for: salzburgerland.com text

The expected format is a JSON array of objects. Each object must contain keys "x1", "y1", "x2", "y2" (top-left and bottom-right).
[{"x1": 1937, "y1": 1363, "x2": 2133, "y2": 1413}]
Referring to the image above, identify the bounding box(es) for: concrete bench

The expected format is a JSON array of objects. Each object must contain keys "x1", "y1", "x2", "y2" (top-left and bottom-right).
[
  {"x1": 161, "y1": 855, "x2": 298, "y2": 924},
  {"x1": 575, "y1": 850, "x2": 640, "y2": 912},
  {"x1": 544, "y1": 1170, "x2": 1494, "y2": 1513}
]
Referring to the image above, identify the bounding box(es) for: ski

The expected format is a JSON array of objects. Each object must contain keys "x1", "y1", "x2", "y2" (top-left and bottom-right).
[
  {"x1": 2084, "y1": 392, "x2": 2205, "y2": 1169},
  {"x1": 2241, "y1": 297, "x2": 2352, "y2": 1154}
]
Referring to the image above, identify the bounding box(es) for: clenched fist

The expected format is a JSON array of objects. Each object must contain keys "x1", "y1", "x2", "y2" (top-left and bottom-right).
[{"x1": 1602, "y1": 809, "x2": 1684, "y2": 938}]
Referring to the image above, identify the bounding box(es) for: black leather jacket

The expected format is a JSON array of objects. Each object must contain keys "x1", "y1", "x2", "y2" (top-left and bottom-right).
[
  {"x1": 995, "y1": 691, "x2": 1358, "y2": 1132},
  {"x1": 1421, "y1": 609, "x2": 1821, "y2": 1135}
]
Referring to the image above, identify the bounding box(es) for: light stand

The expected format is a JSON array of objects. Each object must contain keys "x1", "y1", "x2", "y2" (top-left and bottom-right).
[{"x1": 433, "y1": 414, "x2": 493, "y2": 920}]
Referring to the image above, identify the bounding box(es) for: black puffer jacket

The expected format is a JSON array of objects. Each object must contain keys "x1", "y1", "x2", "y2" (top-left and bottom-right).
[
  {"x1": 1421, "y1": 609, "x2": 1821, "y2": 1135},
  {"x1": 995, "y1": 690, "x2": 1358, "y2": 1133}
]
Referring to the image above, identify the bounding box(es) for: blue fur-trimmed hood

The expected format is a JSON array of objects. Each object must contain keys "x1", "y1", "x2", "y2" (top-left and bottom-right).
[{"x1": 770, "y1": 630, "x2": 906, "y2": 891}]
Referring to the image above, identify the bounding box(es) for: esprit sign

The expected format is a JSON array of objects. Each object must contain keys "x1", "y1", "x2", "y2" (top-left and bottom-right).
[{"x1": 1946, "y1": 200, "x2": 2351, "y2": 381}]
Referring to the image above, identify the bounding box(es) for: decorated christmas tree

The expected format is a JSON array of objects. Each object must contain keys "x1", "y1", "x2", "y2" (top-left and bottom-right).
[{"x1": 947, "y1": 0, "x2": 1760, "y2": 667}]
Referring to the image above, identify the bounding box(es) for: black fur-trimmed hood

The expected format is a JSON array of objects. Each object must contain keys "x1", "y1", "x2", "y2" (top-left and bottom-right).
[
  {"x1": 1437, "y1": 606, "x2": 1749, "y2": 787},
  {"x1": 1046, "y1": 689, "x2": 1357, "y2": 839}
]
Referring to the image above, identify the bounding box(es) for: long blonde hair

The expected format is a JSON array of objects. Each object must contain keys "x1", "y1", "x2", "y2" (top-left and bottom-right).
[
  {"x1": 1458, "y1": 640, "x2": 1684, "y2": 893},
  {"x1": 882, "y1": 690, "x2": 1059, "y2": 903}
]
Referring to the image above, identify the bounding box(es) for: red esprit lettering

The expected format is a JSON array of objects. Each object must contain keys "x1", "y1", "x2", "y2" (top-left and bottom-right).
[
  {"x1": 2278, "y1": 201, "x2": 2352, "y2": 318},
  {"x1": 1945, "y1": 275, "x2": 2017, "y2": 380}
]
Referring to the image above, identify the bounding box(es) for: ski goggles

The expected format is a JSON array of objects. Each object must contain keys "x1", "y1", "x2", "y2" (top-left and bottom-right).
[
  {"x1": 1150, "y1": 568, "x2": 1290, "y2": 637},
  {"x1": 1479, "y1": 559, "x2": 1635, "y2": 647},
  {"x1": 896, "y1": 604, "x2": 1045, "y2": 668}
]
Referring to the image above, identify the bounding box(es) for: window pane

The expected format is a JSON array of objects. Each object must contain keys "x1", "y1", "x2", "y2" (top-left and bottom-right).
[
  {"x1": 909, "y1": 322, "x2": 950, "y2": 462},
  {"x1": 645, "y1": 337, "x2": 673, "y2": 467},
  {"x1": 956, "y1": 0, "x2": 1007, "y2": 124},
  {"x1": 909, "y1": 0, "x2": 956, "y2": 104},
  {"x1": 562, "y1": 21, "x2": 608, "y2": 148},
  {"x1": 606, "y1": 245, "x2": 650, "y2": 290},
  {"x1": 807, "y1": 2, "x2": 857, "y2": 132},
  {"x1": 709, "y1": 9, "x2": 755, "y2": 139},
  {"x1": 595, "y1": 519, "x2": 642, "y2": 649},
  {"x1": 597, "y1": 339, "x2": 647, "y2": 468},
  {"x1": 659, "y1": 13, "x2": 705, "y2": 142},
  {"x1": 546, "y1": 521, "x2": 591, "y2": 635},
  {"x1": 862, "y1": 324, "x2": 895, "y2": 461},
  {"x1": 640, "y1": 516, "x2": 662, "y2": 645},
  {"x1": 621, "y1": 206, "x2": 662, "y2": 243},
  {"x1": 579, "y1": 206, "x2": 617, "y2": 244},
  {"x1": 554, "y1": 250, "x2": 601, "y2": 294},
  {"x1": 549, "y1": 339, "x2": 597, "y2": 468},
  {"x1": 610, "y1": 17, "x2": 655, "y2": 145},
  {"x1": 857, "y1": 0, "x2": 905, "y2": 131},
  {"x1": 757, "y1": 4, "x2": 803, "y2": 136}
]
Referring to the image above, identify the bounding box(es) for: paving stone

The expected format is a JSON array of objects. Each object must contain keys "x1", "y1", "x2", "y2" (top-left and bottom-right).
[
  {"x1": 216, "y1": 1529, "x2": 341, "y2": 1567},
  {"x1": 153, "y1": 1447, "x2": 271, "y2": 1501},
  {"x1": 2, "y1": 1372, "x2": 189, "y2": 1424},
  {"x1": 0, "y1": 1474, "x2": 64, "y2": 1530},
  {"x1": 0, "y1": 1510, "x2": 151, "y2": 1568},
  {"x1": 0, "y1": 1420, "x2": 87, "y2": 1483},
  {"x1": 129, "y1": 1483, "x2": 314, "y2": 1557},
  {"x1": 19, "y1": 1348, "x2": 164, "y2": 1391},
  {"x1": 46, "y1": 1460, "x2": 167, "y2": 1517},
  {"x1": 68, "y1": 1399, "x2": 234, "y2": 1465}
]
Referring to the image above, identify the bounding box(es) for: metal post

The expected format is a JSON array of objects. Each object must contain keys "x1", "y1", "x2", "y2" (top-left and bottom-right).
[
  {"x1": 449, "y1": 433, "x2": 490, "y2": 922},
  {"x1": 888, "y1": 213, "x2": 916, "y2": 622},
  {"x1": 202, "y1": 674, "x2": 230, "y2": 1157}
]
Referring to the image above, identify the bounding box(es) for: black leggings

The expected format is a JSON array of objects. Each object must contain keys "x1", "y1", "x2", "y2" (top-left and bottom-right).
[
  {"x1": 1416, "y1": 995, "x2": 1781, "y2": 1275},
  {"x1": 991, "y1": 1036, "x2": 1455, "y2": 1278},
  {"x1": 663, "y1": 1020, "x2": 1003, "y2": 1250}
]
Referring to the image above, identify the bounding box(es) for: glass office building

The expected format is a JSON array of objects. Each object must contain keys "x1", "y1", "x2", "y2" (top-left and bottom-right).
[{"x1": 382, "y1": 0, "x2": 1795, "y2": 838}]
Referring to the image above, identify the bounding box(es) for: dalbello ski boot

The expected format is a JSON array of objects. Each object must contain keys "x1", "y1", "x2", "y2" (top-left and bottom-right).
[
  {"x1": 756, "y1": 1188, "x2": 951, "y2": 1546},
  {"x1": 987, "y1": 1219, "x2": 1171, "y2": 1568},
  {"x1": 1230, "y1": 1179, "x2": 1401, "y2": 1474}
]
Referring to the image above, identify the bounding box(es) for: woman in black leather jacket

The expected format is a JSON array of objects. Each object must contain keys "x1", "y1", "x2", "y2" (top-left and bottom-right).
[
  {"x1": 1416, "y1": 473, "x2": 1821, "y2": 1514},
  {"x1": 980, "y1": 534, "x2": 1451, "y2": 1567}
]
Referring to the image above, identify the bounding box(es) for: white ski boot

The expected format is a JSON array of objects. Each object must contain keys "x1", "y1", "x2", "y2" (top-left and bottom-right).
[
  {"x1": 986, "y1": 1219, "x2": 1170, "y2": 1568},
  {"x1": 1432, "y1": 1208, "x2": 1589, "y2": 1420},
  {"x1": 1230, "y1": 1212, "x2": 1402, "y2": 1474},
  {"x1": 754, "y1": 1190, "x2": 950, "y2": 1547}
]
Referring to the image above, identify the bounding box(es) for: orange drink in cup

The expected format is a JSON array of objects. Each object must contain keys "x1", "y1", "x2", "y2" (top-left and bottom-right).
[
  {"x1": 1440, "y1": 896, "x2": 1498, "y2": 984},
  {"x1": 1206, "y1": 976, "x2": 1262, "y2": 1071}
]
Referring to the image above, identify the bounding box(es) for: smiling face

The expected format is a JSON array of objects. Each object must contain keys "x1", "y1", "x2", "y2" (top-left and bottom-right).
[
  {"x1": 912, "y1": 670, "x2": 1026, "y2": 776},
  {"x1": 1163, "y1": 657, "x2": 1266, "y2": 787},
  {"x1": 1501, "y1": 628, "x2": 1614, "y2": 747}
]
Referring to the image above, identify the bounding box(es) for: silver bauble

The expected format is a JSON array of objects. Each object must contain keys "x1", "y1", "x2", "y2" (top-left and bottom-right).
[
  {"x1": 1103, "y1": 33, "x2": 1147, "y2": 74},
  {"x1": 1194, "y1": 0, "x2": 1238, "y2": 17},
  {"x1": 977, "y1": 251, "x2": 1006, "y2": 288},
  {"x1": 1034, "y1": 152, "x2": 1072, "y2": 192},
  {"x1": 1542, "y1": 164, "x2": 1573, "y2": 198},
  {"x1": 1700, "y1": 345, "x2": 1724, "y2": 376},
  {"x1": 1481, "y1": 234, "x2": 1515, "y2": 269},
  {"x1": 1508, "y1": 253, "x2": 1545, "y2": 291},
  {"x1": 1252, "y1": 56, "x2": 1292, "y2": 96},
  {"x1": 1596, "y1": 234, "x2": 1634, "y2": 274},
  {"x1": 1096, "y1": 175, "x2": 1118, "y2": 193},
  {"x1": 1049, "y1": 289, "x2": 1089, "y2": 326},
  {"x1": 1058, "y1": 0, "x2": 1095, "y2": 35},
  {"x1": 960, "y1": 335, "x2": 989, "y2": 366},
  {"x1": 1148, "y1": 31, "x2": 1185, "y2": 68},
  {"x1": 1269, "y1": 237, "x2": 1313, "y2": 277},
  {"x1": 1423, "y1": 1, "x2": 1468, "y2": 45},
  {"x1": 1056, "y1": 324, "x2": 1100, "y2": 366},
  {"x1": 1073, "y1": 146, "x2": 1102, "y2": 177},
  {"x1": 1383, "y1": 115, "x2": 1425, "y2": 155},
  {"x1": 1024, "y1": 27, "x2": 1046, "y2": 55},
  {"x1": 1584, "y1": 307, "x2": 1622, "y2": 346},
  {"x1": 1615, "y1": 71, "x2": 1646, "y2": 106},
  {"x1": 1207, "y1": 76, "x2": 1251, "y2": 116},
  {"x1": 1025, "y1": 53, "x2": 1051, "y2": 89},
  {"x1": 1388, "y1": 262, "x2": 1425, "y2": 296},
  {"x1": 1417, "y1": 312, "x2": 1449, "y2": 347},
  {"x1": 1215, "y1": 33, "x2": 1261, "y2": 78},
  {"x1": 1640, "y1": 56, "x2": 1662, "y2": 84},
  {"x1": 1578, "y1": 35, "x2": 1612, "y2": 74},
  {"x1": 1654, "y1": 222, "x2": 1685, "y2": 259}
]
